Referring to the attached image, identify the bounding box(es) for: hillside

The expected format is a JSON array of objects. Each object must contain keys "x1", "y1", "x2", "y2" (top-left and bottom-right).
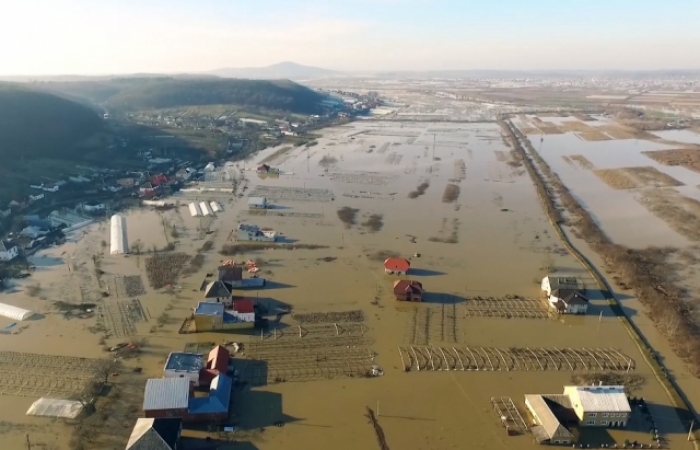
[
  {"x1": 0, "y1": 84, "x2": 103, "y2": 159},
  {"x1": 207, "y1": 61, "x2": 339, "y2": 80},
  {"x1": 35, "y1": 77, "x2": 327, "y2": 114}
]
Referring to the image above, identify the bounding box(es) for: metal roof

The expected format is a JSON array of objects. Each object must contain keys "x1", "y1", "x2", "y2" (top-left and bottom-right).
[
  {"x1": 247, "y1": 196, "x2": 267, "y2": 205},
  {"x1": 194, "y1": 302, "x2": 225, "y2": 316},
  {"x1": 164, "y1": 352, "x2": 204, "y2": 373},
  {"x1": 188, "y1": 374, "x2": 232, "y2": 415},
  {"x1": 203, "y1": 281, "x2": 231, "y2": 299},
  {"x1": 143, "y1": 378, "x2": 190, "y2": 411},
  {"x1": 525, "y1": 395, "x2": 574, "y2": 442},
  {"x1": 126, "y1": 418, "x2": 182, "y2": 450},
  {"x1": 565, "y1": 385, "x2": 631, "y2": 413}
]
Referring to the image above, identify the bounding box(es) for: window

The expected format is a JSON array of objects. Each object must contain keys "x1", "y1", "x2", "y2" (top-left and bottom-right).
[
  {"x1": 587, "y1": 413, "x2": 597, "y2": 418},
  {"x1": 586, "y1": 420, "x2": 595, "y2": 425},
  {"x1": 601, "y1": 421, "x2": 608, "y2": 426}
]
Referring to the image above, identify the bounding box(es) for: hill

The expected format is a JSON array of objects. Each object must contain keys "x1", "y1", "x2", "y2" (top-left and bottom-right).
[
  {"x1": 35, "y1": 77, "x2": 327, "y2": 114},
  {"x1": 0, "y1": 84, "x2": 103, "y2": 159},
  {"x1": 206, "y1": 62, "x2": 340, "y2": 80}
]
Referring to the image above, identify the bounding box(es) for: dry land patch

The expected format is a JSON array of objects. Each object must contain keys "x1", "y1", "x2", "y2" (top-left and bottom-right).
[
  {"x1": 637, "y1": 188, "x2": 700, "y2": 241},
  {"x1": 643, "y1": 148, "x2": 700, "y2": 173},
  {"x1": 593, "y1": 167, "x2": 684, "y2": 190}
]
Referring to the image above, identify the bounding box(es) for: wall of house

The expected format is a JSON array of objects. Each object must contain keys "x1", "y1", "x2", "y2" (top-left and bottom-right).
[
  {"x1": 193, "y1": 315, "x2": 222, "y2": 330},
  {"x1": 163, "y1": 370, "x2": 200, "y2": 386},
  {"x1": 567, "y1": 304, "x2": 588, "y2": 315},
  {"x1": 184, "y1": 412, "x2": 228, "y2": 423},
  {"x1": 578, "y1": 411, "x2": 629, "y2": 427},
  {"x1": 144, "y1": 407, "x2": 189, "y2": 419},
  {"x1": 385, "y1": 269, "x2": 407, "y2": 275},
  {"x1": 195, "y1": 320, "x2": 254, "y2": 332}
]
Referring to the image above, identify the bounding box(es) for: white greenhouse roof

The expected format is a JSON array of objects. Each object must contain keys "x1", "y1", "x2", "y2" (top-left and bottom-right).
[
  {"x1": 110, "y1": 214, "x2": 128, "y2": 255},
  {"x1": 26, "y1": 398, "x2": 84, "y2": 419},
  {"x1": 0, "y1": 302, "x2": 35, "y2": 321}
]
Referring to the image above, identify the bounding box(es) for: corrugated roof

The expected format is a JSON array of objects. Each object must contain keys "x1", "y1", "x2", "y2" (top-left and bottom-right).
[
  {"x1": 188, "y1": 374, "x2": 232, "y2": 415},
  {"x1": 232, "y1": 299, "x2": 254, "y2": 314},
  {"x1": 565, "y1": 385, "x2": 631, "y2": 413},
  {"x1": 525, "y1": 395, "x2": 574, "y2": 442},
  {"x1": 143, "y1": 378, "x2": 190, "y2": 411}
]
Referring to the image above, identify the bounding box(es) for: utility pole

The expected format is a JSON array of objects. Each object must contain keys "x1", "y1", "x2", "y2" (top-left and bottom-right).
[{"x1": 689, "y1": 420, "x2": 695, "y2": 441}]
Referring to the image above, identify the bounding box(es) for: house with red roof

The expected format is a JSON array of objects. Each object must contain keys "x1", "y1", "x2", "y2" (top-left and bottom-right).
[
  {"x1": 199, "y1": 345, "x2": 230, "y2": 387},
  {"x1": 393, "y1": 280, "x2": 424, "y2": 302},
  {"x1": 384, "y1": 257, "x2": 411, "y2": 275}
]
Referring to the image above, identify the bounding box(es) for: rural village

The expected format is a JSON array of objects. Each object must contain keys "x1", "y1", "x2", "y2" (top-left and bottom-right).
[{"x1": 2, "y1": 81, "x2": 700, "y2": 450}]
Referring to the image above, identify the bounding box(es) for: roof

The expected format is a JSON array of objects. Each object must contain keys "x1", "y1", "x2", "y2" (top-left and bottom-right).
[
  {"x1": 204, "y1": 280, "x2": 231, "y2": 298},
  {"x1": 188, "y1": 374, "x2": 232, "y2": 415},
  {"x1": 126, "y1": 418, "x2": 182, "y2": 450},
  {"x1": 194, "y1": 302, "x2": 225, "y2": 316},
  {"x1": 218, "y1": 265, "x2": 243, "y2": 282},
  {"x1": 0, "y1": 241, "x2": 16, "y2": 252},
  {"x1": 207, "y1": 345, "x2": 230, "y2": 373},
  {"x1": 393, "y1": 280, "x2": 423, "y2": 294},
  {"x1": 525, "y1": 395, "x2": 574, "y2": 442},
  {"x1": 26, "y1": 398, "x2": 84, "y2": 419},
  {"x1": 142, "y1": 378, "x2": 190, "y2": 411},
  {"x1": 565, "y1": 385, "x2": 631, "y2": 413},
  {"x1": 554, "y1": 289, "x2": 588, "y2": 305},
  {"x1": 384, "y1": 257, "x2": 410, "y2": 271},
  {"x1": 164, "y1": 352, "x2": 204, "y2": 373},
  {"x1": 232, "y1": 299, "x2": 254, "y2": 314},
  {"x1": 547, "y1": 276, "x2": 580, "y2": 290},
  {"x1": 247, "y1": 196, "x2": 267, "y2": 205}
]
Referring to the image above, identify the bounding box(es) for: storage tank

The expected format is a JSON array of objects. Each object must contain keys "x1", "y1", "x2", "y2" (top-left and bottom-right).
[
  {"x1": 200, "y1": 201, "x2": 213, "y2": 217},
  {"x1": 210, "y1": 201, "x2": 222, "y2": 213},
  {"x1": 188, "y1": 202, "x2": 202, "y2": 217},
  {"x1": 109, "y1": 214, "x2": 128, "y2": 255}
]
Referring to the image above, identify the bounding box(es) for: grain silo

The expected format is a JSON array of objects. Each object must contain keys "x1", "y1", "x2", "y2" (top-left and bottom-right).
[{"x1": 110, "y1": 214, "x2": 128, "y2": 255}]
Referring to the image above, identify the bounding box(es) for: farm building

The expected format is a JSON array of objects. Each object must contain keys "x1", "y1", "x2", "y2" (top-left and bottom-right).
[
  {"x1": 247, "y1": 196, "x2": 268, "y2": 209},
  {"x1": 0, "y1": 303, "x2": 36, "y2": 321},
  {"x1": 563, "y1": 385, "x2": 631, "y2": 427},
  {"x1": 541, "y1": 276, "x2": 583, "y2": 296},
  {"x1": 126, "y1": 417, "x2": 182, "y2": 450},
  {"x1": 193, "y1": 301, "x2": 256, "y2": 332},
  {"x1": 549, "y1": 289, "x2": 589, "y2": 315},
  {"x1": 237, "y1": 223, "x2": 277, "y2": 242},
  {"x1": 163, "y1": 352, "x2": 205, "y2": 386},
  {"x1": 26, "y1": 398, "x2": 84, "y2": 419},
  {"x1": 203, "y1": 281, "x2": 232, "y2": 304},
  {"x1": 142, "y1": 378, "x2": 191, "y2": 419},
  {"x1": 110, "y1": 214, "x2": 128, "y2": 255},
  {"x1": 200, "y1": 345, "x2": 230, "y2": 387},
  {"x1": 525, "y1": 394, "x2": 575, "y2": 445},
  {"x1": 384, "y1": 257, "x2": 410, "y2": 275},
  {"x1": 393, "y1": 280, "x2": 423, "y2": 302}
]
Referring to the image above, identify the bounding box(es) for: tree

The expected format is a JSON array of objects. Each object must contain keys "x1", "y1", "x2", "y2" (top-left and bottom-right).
[
  {"x1": 130, "y1": 240, "x2": 143, "y2": 255},
  {"x1": 94, "y1": 359, "x2": 123, "y2": 385}
]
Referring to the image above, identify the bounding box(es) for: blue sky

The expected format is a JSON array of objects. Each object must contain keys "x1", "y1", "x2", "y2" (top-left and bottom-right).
[{"x1": 1, "y1": 0, "x2": 699, "y2": 75}]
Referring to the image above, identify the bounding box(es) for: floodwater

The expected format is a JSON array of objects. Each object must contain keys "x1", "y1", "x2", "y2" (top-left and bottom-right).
[
  {"x1": 652, "y1": 129, "x2": 700, "y2": 145},
  {"x1": 0, "y1": 120, "x2": 692, "y2": 450},
  {"x1": 521, "y1": 121, "x2": 700, "y2": 248}
]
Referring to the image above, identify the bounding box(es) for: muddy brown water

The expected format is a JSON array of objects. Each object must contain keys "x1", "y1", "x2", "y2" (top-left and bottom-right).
[{"x1": 0, "y1": 121, "x2": 692, "y2": 449}]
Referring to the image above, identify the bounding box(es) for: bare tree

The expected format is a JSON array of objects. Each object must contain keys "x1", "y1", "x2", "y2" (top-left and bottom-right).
[
  {"x1": 130, "y1": 240, "x2": 144, "y2": 255},
  {"x1": 93, "y1": 359, "x2": 123, "y2": 385}
]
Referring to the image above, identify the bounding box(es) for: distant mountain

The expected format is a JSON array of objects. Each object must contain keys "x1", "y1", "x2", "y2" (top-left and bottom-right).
[
  {"x1": 207, "y1": 61, "x2": 340, "y2": 80},
  {"x1": 0, "y1": 84, "x2": 103, "y2": 159},
  {"x1": 33, "y1": 78, "x2": 327, "y2": 114}
]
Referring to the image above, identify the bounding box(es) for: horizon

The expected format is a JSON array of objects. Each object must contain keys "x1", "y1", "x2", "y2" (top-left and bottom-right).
[{"x1": 2, "y1": 0, "x2": 700, "y2": 76}]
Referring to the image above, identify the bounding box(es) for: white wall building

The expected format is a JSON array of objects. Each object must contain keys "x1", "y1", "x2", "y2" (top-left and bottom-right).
[{"x1": 0, "y1": 241, "x2": 19, "y2": 261}]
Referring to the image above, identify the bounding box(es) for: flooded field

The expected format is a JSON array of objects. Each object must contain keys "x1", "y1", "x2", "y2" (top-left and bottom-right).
[{"x1": 0, "y1": 120, "x2": 694, "y2": 449}]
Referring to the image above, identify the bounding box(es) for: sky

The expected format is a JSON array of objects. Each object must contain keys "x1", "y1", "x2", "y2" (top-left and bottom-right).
[{"x1": 1, "y1": 0, "x2": 700, "y2": 75}]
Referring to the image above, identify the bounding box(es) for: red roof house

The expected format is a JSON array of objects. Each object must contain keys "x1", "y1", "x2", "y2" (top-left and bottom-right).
[
  {"x1": 199, "y1": 345, "x2": 230, "y2": 386},
  {"x1": 151, "y1": 174, "x2": 169, "y2": 187},
  {"x1": 232, "y1": 299, "x2": 254, "y2": 314},
  {"x1": 384, "y1": 257, "x2": 411, "y2": 275},
  {"x1": 393, "y1": 280, "x2": 424, "y2": 302}
]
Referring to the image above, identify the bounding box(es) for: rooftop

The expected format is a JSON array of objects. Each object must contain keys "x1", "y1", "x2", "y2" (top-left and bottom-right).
[
  {"x1": 143, "y1": 378, "x2": 190, "y2": 411},
  {"x1": 247, "y1": 196, "x2": 267, "y2": 205},
  {"x1": 565, "y1": 385, "x2": 631, "y2": 413},
  {"x1": 526, "y1": 394, "x2": 574, "y2": 443},
  {"x1": 203, "y1": 280, "x2": 231, "y2": 299},
  {"x1": 232, "y1": 299, "x2": 255, "y2": 314},
  {"x1": 164, "y1": 352, "x2": 204, "y2": 373},
  {"x1": 194, "y1": 302, "x2": 225, "y2": 316},
  {"x1": 126, "y1": 417, "x2": 182, "y2": 450},
  {"x1": 188, "y1": 374, "x2": 232, "y2": 415}
]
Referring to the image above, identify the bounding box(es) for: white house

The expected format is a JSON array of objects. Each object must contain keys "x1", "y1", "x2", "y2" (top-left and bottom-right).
[
  {"x1": 0, "y1": 241, "x2": 19, "y2": 261},
  {"x1": 163, "y1": 352, "x2": 204, "y2": 386},
  {"x1": 549, "y1": 289, "x2": 589, "y2": 315},
  {"x1": 237, "y1": 223, "x2": 277, "y2": 242}
]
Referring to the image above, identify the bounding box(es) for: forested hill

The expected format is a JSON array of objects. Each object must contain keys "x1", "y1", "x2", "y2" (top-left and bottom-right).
[
  {"x1": 35, "y1": 78, "x2": 327, "y2": 114},
  {"x1": 0, "y1": 84, "x2": 103, "y2": 158}
]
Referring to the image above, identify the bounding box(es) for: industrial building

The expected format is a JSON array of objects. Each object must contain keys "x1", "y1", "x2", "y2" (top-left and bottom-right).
[
  {"x1": 110, "y1": 214, "x2": 128, "y2": 255},
  {"x1": 193, "y1": 301, "x2": 256, "y2": 332},
  {"x1": 237, "y1": 223, "x2": 277, "y2": 242},
  {"x1": 247, "y1": 196, "x2": 268, "y2": 209}
]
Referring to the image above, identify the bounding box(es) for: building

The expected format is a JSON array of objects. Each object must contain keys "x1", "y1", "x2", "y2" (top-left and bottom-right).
[
  {"x1": 232, "y1": 299, "x2": 255, "y2": 323},
  {"x1": 140, "y1": 183, "x2": 155, "y2": 196},
  {"x1": 550, "y1": 289, "x2": 589, "y2": 315},
  {"x1": 110, "y1": 214, "x2": 129, "y2": 255},
  {"x1": 237, "y1": 223, "x2": 277, "y2": 242},
  {"x1": 163, "y1": 353, "x2": 205, "y2": 386},
  {"x1": 142, "y1": 378, "x2": 191, "y2": 419},
  {"x1": 83, "y1": 201, "x2": 106, "y2": 213},
  {"x1": 256, "y1": 164, "x2": 271, "y2": 173},
  {"x1": 200, "y1": 346, "x2": 230, "y2": 387},
  {"x1": 187, "y1": 374, "x2": 232, "y2": 423},
  {"x1": 219, "y1": 264, "x2": 243, "y2": 286},
  {"x1": 193, "y1": 302, "x2": 256, "y2": 332},
  {"x1": 393, "y1": 280, "x2": 423, "y2": 302},
  {"x1": 203, "y1": 281, "x2": 232, "y2": 304},
  {"x1": 247, "y1": 197, "x2": 268, "y2": 209},
  {"x1": 541, "y1": 276, "x2": 583, "y2": 297},
  {"x1": 384, "y1": 257, "x2": 410, "y2": 275},
  {"x1": 563, "y1": 385, "x2": 631, "y2": 427},
  {"x1": 0, "y1": 241, "x2": 19, "y2": 261},
  {"x1": 126, "y1": 418, "x2": 182, "y2": 450},
  {"x1": 20, "y1": 226, "x2": 49, "y2": 239},
  {"x1": 525, "y1": 394, "x2": 575, "y2": 445}
]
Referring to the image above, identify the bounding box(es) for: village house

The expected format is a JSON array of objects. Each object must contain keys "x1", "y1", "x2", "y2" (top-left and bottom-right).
[
  {"x1": 541, "y1": 276, "x2": 583, "y2": 296},
  {"x1": 0, "y1": 241, "x2": 19, "y2": 261},
  {"x1": 126, "y1": 417, "x2": 182, "y2": 450},
  {"x1": 247, "y1": 196, "x2": 268, "y2": 209},
  {"x1": 384, "y1": 257, "x2": 410, "y2": 275},
  {"x1": 142, "y1": 374, "x2": 232, "y2": 423},
  {"x1": 550, "y1": 289, "x2": 589, "y2": 315},
  {"x1": 237, "y1": 223, "x2": 277, "y2": 242},
  {"x1": 216, "y1": 263, "x2": 266, "y2": 290},
  {"x1": 192, "y1": 301, "x2": 256, "y2": 332},
  {"x1": 203, "y1": 280, "x2": 232, "y2": 304},
  {"x1": 393, "y1": 280, "x2": 423, "y2": 302},
  {"x1": 162, "y1": 345, "x2": 230, "y2": 388},
  {"x1": 199, "y1": 345, "x2": 230, "y2": 387},
  {"x1": 139, "y1": 182, "x2": 155, "y2": 196},
  {"x1": 525, "y1": 385, "x2": 632, "y2": 445}
]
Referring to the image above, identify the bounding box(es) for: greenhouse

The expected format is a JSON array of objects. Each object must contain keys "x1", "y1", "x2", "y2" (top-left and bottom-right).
[
  {"x1": 110, "y1": 214, "x2": 128, "y2": 255},
  {"x1": 0, "y1": 303, "x2": 36, "y2": 321}
]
